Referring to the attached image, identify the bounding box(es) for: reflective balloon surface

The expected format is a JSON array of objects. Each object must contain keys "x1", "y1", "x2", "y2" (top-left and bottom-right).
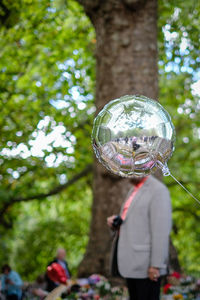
[{"x1": 92, "y1": 95, "x2": 175, "y2": 177}]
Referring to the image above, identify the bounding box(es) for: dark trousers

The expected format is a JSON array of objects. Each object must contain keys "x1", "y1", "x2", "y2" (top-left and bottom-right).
[
  {"x1": 126, "y1": 278, "x2": 161, "y2": 300},
  {"x1": 6, "y1": 295, "x2": 18, "y2": 300}
]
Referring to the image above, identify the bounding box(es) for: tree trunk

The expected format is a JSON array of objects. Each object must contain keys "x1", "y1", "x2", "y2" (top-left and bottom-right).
[
  {"x1": 77, "y1": 0, "x2": 179, "y2": 277},
  {"x1": 169, "y1": 238, "x2": 182, "y2": 273},
  {"x1": 78, "y1": 0, "x2": 158, "y2": 277}
]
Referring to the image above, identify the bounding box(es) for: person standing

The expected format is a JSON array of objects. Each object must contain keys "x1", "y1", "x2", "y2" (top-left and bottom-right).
[
  {"x1": 107, "y1": 175, "x2": 172, "y2": 300},
  {"x1": 46, "y1": 248, "x2": 71, "y2": 292},
  {"x1": 1, "y1": 265, "x2": 23, "y2": 300}
]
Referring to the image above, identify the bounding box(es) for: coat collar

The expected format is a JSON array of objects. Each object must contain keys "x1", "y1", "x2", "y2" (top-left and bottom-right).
[{"x1": 121, "y1": 176, "x2": 151, "y2": 220}]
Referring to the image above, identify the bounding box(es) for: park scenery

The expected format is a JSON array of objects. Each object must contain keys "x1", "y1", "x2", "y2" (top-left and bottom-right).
[{"x1": 0, "y1": 0, "x2": 199, "y2": 299}]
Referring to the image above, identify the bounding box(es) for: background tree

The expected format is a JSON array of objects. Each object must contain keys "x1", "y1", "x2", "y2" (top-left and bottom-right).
[
  {"x1": 77, "y1": 0, "x2": 159, "y2": 276},
  {"x1": 77, "y1": 0, "x2": 200, "y2": 276},
  {"x1": 0, "y1": 0, "x2": 199, "y2": 280}
]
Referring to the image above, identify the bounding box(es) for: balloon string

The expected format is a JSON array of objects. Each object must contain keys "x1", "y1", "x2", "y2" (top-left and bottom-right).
[{"x1": 156, "y1": 161, "x2": 200, "y2": 206}]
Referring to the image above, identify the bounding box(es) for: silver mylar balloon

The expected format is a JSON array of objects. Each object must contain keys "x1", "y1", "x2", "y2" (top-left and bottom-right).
[{"x1": 92, "y1": 95, "x2": 175, "y2": 177}]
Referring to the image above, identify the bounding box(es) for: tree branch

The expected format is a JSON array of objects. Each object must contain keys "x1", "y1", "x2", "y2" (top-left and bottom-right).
[
  {"x1": 122, "y1": 0, "x2": 147, "y2": 10},
  {"x1": 167, "y1": 180, "x2": 186, "y2": 187},
  {"x1": 167, "y1": 180, "x2": 200, "y2": 188},
  {"x1": 77, "y1": 0, "x2": 147, "y2": 12},
  {"x1": 174, "y1": 207, "x2": 200, "y2": 221},
  {"x1": 0, "y1": 164, "x2": 93, "y2": 219},
  {"x1": 76, "y1": 0, "x2": 100, "y2": 11}
]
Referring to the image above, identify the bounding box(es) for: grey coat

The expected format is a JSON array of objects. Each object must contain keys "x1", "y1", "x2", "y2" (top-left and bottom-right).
[{"x1": 111, "y1": 175, "x2": 172, "y2": 278}]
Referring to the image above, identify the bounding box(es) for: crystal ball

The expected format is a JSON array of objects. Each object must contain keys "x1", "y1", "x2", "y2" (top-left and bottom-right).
[{"x1": 92, "y1": 95, "x2": 175, "y2": 177}]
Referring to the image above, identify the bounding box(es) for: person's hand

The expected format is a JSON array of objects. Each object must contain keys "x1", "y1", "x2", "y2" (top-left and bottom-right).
[
  {"x1": 5, "y1": 279, "x2": 14, "y2": 285},
  {"x1": 148, "y1": 267, "x2": 160, "y2": 281},
  {"x1": 107, "y1": 215, "x2": 117, "y2": 230}
]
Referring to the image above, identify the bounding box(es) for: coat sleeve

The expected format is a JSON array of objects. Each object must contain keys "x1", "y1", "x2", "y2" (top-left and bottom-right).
[{"x1": 150, "y1": 185, "x2": 172, "y2": 269}]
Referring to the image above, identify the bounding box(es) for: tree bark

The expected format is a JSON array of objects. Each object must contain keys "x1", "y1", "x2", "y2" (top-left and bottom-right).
[
  {"x1": 169, "y1": 239, "x2": 182, "y2": 273},
  {"x1": 78, "y1": 0, "x2": 158, "y2": 277}
]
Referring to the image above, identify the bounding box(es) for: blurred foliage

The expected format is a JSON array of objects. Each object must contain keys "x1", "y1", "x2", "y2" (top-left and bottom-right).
[
  {"x1": 0, "y1": 0, "x2": 199, "y2": 280},
  {"x1": 158, "y1": 0, "x2": 200, "y2": 276},
  {"x1": 0, "y1": 0, "x2": 95, "y2": 280},
  {"x1": 0, "y1": 0, "x2": 95, "y2": 222},
  {"x1": 11, "y1": 180, "x2": 92, "y2": 280}
]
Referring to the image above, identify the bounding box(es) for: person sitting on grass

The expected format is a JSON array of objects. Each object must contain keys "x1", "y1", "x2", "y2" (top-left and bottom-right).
[{"x1": 1, "y1": 264, "x2": 23, "y2": 300}]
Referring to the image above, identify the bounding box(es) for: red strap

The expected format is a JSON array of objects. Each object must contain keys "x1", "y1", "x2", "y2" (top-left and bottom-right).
[{"x1": 121, "y1": 177, "x2": 148, "y2": 220}]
